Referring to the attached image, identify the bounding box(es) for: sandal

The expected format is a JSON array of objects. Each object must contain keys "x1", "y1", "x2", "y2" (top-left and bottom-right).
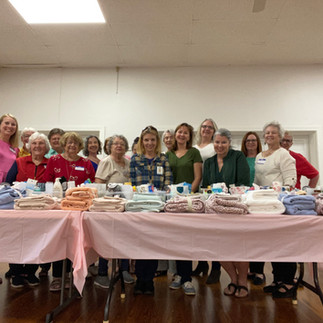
[
  {"x1": 49, "y1": 278, "x2": 62, "y2": 292},
  {"x1": 235, "y1": 285, "x2": 249, "y2": 298},
  {"x1": 272, "y1": 284, "x2": 296, "y2": 299},
  {"x1": 224, "y1": 283, "x2": 237, "y2": 296}
]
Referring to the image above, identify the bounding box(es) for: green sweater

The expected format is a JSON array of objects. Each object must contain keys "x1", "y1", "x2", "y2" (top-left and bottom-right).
[{"x1": 202, "y1": 149, "x2": 250, "y2": 188}]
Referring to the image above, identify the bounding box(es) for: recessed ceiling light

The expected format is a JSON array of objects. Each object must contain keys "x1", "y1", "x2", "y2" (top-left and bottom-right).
[{"x1": 9, "y1": 0, "x2": 105, "y2": 24}]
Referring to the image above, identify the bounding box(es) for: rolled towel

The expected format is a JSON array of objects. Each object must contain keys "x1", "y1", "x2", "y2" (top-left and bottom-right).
[{"x1": 164, "y1": 196, "x2": 205, "y2": 213}]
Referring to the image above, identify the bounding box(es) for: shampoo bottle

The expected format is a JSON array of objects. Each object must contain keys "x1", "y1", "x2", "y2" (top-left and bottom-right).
[{"x1": 53, "y1": 178, "x2": 63, "y2": 198}]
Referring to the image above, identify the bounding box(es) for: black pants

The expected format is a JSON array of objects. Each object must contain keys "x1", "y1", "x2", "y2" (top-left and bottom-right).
[
  {"x1": 10, "y1": 263, "x2": 38, "y2": 276},
  {"x1": 176, "y1": 260, "x2": 192, "y2": 283},
  {"x1": 135, "y1": 259, "x2": 158, "y2": 281},
  {"x1": 52, "y1": 259, "x2": 71, "y2": 278}
]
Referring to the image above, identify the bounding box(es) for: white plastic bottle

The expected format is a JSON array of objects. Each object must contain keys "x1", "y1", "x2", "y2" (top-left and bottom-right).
[{"x1": 52, "y1": 178, "x2": 63, "y2": 198}]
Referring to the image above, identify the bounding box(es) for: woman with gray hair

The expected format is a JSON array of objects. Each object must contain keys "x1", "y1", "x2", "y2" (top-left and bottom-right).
[
  {"x1": 203, "y1": 128, "x2": 250, "y2": 298},
  {"x1": 5, "y1": 132, "x2": 50, "y2": 288},
  {"x1": 254, "y1": 121, "x2": 297, "y2": 299},
  {"x1": 18, "y1": 127, "x2": 36, "y2": 157},
  {"x1": 94, "y1": 135, "x2": 134, "y2": 288},
  {"x1": 162, "y1": 129, "x2": 174, "y2": 152}
]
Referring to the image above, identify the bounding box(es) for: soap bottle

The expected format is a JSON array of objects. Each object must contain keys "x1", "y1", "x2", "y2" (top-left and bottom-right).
[{"x1": 53, "y1": 178, "x2": 63, "y2": 198}]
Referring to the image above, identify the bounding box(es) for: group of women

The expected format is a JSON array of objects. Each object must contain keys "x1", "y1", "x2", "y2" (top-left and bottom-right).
[{"x1": 0, "y1": 113, "x2": 297, "y2": 299}]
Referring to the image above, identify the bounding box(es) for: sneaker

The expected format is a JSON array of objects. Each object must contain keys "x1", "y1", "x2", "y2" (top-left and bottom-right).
[
  {"x1": 88, "y1": 265, "x2": 98, "y2": 276},
  {"x1": 206, "y1": 269, "x2": 221, "y2": 284},
  {"x1": 169, "y1": 275, "x2": 182, "y2": 290},
  {"x1": 11, "y1": 276, "x2": 24, "y2": 288},
  {"x1": 143, "y1": 280, "x2": 154, "y2": 295},
  {"x1": 133, "y1": 280, "x2": 144, "y2": 295},
  {"x1": 122, "y1": 271, "x2": 134, "y2": 284},
  {"x1": 38, "y1": 268, "x2": 48, "y2": 277},
  {"x1": 5, "y1": 269, "x2": 12, "y2": 279},
  {"x1": 182, "y1": 281, "x2": 196, "y2": 296},
  {"x1": 94, "y1": 275, "x2": 110, "y2": 289},
  {"x1": 25, "y1": 274, "x2": 40, "y2": 286}
]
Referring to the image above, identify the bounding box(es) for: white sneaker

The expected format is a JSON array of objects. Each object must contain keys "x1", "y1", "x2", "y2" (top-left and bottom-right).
[
  {"x1": 183, "y1": 281, "x2": 196, "y2": 295},
  {"x1": 169, "y1": 275, "x2": 182, "y2": 289}
]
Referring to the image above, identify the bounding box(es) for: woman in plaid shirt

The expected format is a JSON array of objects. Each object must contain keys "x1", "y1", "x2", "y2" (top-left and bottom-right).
[{"x1": 130, "y1": 125, "x2": 172, "y2": 295}]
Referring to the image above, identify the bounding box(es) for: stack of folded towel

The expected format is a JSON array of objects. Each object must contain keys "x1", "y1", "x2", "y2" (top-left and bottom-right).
[
  {"x1": 61, "y1": 187, "x2": 98, "y2": 211},
  {"x1": 164, "y1": 195, "x2": 205, "y2": 213},
  {"x1": 243, "y1": 189, "x2": 285, "y2": 214},
  {"x1": 89, "y1": 196, "x2": 127, "y2": 212},
  {"x1": 14, "y1": 195, "x2": 59, "y2": 210},
  {"x1": 205, "y1": 194, "x2": 248, "y2": 214},
  {"x1": 0, "y1": 185, "x2": 24, "y2": 209},
  {"x1": 125, "y1": 193, "x2": 165, "y2": 212},
  {"x1": 316, "y1": 193, "x2": 323, "y2": 215},
  {"x1": 279, "y1": 193, "x2": 317, "y2": 215}
]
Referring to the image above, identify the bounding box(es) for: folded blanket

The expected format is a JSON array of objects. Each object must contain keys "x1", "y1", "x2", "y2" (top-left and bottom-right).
[
  {"x1": 14, "y1": 195, "x2": 59, "y2": 210},
  {"x1": 245, "y1": 189, "x2": 278, "y2": 201},
  {"x1": 65, "y1": 186, "x2": 98, "y2": 199},
  {"x1": 205, "y1": 194, "x2": 248, "y2": 214},
  {"x1": 284, "y1": 204, "x2": 317, "y2": 215},
  {"x1": 0, "y1": 185, "x2": 23, "y2": 209},
  {"x1": 125, "y1": 200, "x2": 165, "y2": 212},
  {"x1": 316, "y1": 195, "x2": 323, "y2": 215},
  {"x1": 279, "y1": 194, "x2": 316, "y2": 205},
  {"x1": 164, "y1": 196, "x2": 205, "y2": 213},
  {"x1": 132, "y1": 193, "x2": 162, "y2": 201},
  {"x1": 89, "y1": 196, "x2": 126, "y2": 212},
  {"x1": 61, "y1": 199, "x2": 92, "y2": 211}
]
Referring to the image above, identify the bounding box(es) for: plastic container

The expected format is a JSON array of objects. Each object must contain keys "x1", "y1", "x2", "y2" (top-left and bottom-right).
[{"x1": 52, "y1": 178, "x2": 63, "y2": 198}]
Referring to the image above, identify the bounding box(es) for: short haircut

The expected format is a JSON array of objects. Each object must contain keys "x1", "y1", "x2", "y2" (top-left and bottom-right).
[
  {"x1": 83, "y1": 135, "x2": 102, "y2": 156},
  {"x1": 48, "y1": 128, "x2": 65, "y2": 140},
  {"x1": 241, "y1": 131, "x2": 262, "y2": 156},
  {"x1": 0, "y1": 113, "x2": 19, "y2": 148},
  {"x1": 26, "y1": 132, "x2": 50, "y2": 154},
  {"x1": 107, "y1": 135, "x2": 129, "y2": 155},
  {"x1": 173, "y1": 123, "x2": 194, "y2": 150},
  {"x1": 137, "y1": 126, "x2": 161, "y2": 156},
  {"x1": 195, "y1": 118, "x2": 218, "y2": 145},
  {"x1": 21, "y1": 127, "x2": 36, "y2": 137},
  {"x1": 60, "y1": 132, "x2": 84, "y2": 152},
  {"x1": 263, "y1": 121, "x2": 284, "y2": 139},
  {"x1": 215, "y1": 128, "x2": 232, "y2": 142},
  {"x1": 162, "y1": 129, "x2": 174, "y2": 142}
]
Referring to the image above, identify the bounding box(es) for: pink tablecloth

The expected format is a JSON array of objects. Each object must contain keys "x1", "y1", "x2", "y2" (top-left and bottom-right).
[
  {"x1": 0, "y1": 210, "x2": 84, "y2": 293},
  {"x1": 82, "y1": 212, "x2": 323, "y2": 263}
]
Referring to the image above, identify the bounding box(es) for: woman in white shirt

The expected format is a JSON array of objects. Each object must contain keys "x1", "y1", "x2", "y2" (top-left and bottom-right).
[
  {"x1": 254, "y1": 121, "x2": 297, "y2": 299},
  {"x1": 192, "y1": 118, "x2": 221, "y2": 284}
]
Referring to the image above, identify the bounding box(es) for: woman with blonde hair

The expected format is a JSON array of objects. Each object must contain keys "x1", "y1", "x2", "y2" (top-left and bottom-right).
[{"x1": 0, "y1": 113, "x2": 19, "y2": 183}]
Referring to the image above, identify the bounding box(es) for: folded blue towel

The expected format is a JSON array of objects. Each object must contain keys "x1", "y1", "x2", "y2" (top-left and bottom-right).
[
  {"x1": 279, "y1": 194, "x2": 316, "y2": 205},
  {"x1": 285, "y1": 204, "x2": 317, "y2": 215},
  {"x1": 0, "y1": 186, "x2": 22, "y2": 206}
]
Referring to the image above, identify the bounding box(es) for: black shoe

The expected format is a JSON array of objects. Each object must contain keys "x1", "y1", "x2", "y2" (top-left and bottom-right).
[
  {"x1": 272, "y1": 284, "x2": 296, "y2": 299},
  {"x1": 263, "y1": 281, "x2": 281, "y2": 293},
  {"x1": 191, "y1": 261, "x2": 209, "y2": 277},
  {"x1": 253, "y1": 274, "x2": 266, "y2": 285},
  {"x1": 134, "y1": 280, "x2": 144, "y2": 295},
  {"x1": 25, "y1": 274, "x2": 40, "y2": 286},
  {"x1": 11, "y1": 276, "x2": 24, "y2": 288},
  {"x1": 5, "y1": 269, "x2": 12, "y2": 279},
  {"x1": 206, "y1": 269, "x2": 221, "y2": 284},
  {"x1": 143, "y1": 280, "x2": 154, "y2": 295}
]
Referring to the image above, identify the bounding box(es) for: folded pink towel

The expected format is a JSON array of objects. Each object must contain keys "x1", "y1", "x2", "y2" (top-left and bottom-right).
[{"x1": 205, "y1": 195, "x2": 248, "y2": 214}]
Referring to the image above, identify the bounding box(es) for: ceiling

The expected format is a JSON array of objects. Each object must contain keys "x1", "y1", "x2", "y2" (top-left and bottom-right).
[{"x1": 1, "y1": 0, "x2": 323, "y2": 68}]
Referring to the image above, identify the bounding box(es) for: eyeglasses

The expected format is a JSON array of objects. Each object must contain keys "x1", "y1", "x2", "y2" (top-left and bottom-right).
[
  {"x1": 142, "y1": 126, "x2": 158, "y2": 133},
  {"x1": 201, "y1": 125, "x2": 214, "y2": 130},
  {"x1": 246, "y1": 139, "x2": 257, "y2": 143},
  {"x1": 112, "y1": 142, "x2": 126, "y2": 147}
]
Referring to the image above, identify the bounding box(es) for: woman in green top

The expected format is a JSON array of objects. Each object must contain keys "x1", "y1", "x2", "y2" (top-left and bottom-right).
[
  {"x1": 166, "y1": 122, "x2": 202, "y2": 296},
  {"x1": 241, "y1": 131, "x2": 262, "y2": 186},
  {"x1": 203, "y1": 128, "x2": 250, "y2": 298}
]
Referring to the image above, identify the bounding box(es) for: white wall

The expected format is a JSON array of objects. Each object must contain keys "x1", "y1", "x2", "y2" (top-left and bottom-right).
[{"x1": 1, "y1": 65, "x2": 322, "y2": 182}]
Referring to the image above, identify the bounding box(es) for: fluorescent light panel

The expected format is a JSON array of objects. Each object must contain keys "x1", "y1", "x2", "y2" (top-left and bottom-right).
[{"x1": 9, "y1": 0, "x2": 105, "y2": 24}]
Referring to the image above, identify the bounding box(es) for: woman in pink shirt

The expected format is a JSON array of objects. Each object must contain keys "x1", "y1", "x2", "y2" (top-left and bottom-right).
[{"x1": 0, "y1": 114, "x2": 19, "y2": 183}]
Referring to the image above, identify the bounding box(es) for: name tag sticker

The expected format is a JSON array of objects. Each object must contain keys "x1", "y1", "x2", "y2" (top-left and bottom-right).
[
  {"x1": 157, "y1": 166, "x2": 164, "y2": 175},
  {"x1": 75, "y1": 166, "x2": 85, "y2": 171},
  {"x1": 257, "y1": 158, "x2": 266, "y2": 165}
]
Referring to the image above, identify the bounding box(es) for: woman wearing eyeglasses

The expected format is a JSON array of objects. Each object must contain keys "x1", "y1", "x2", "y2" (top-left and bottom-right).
[
  {"x1": 241, "y1": 131, "x2": 262, "y2": 187},
  {"x1": 166, "y1": 122, "x2": 203, "y2": 296},
  {"x1": 94, "y1": 135, "x2": 134, "y2": 288},
  {"x1": 130, "y1": 126, "x2": 173, "y2": 295},
  {"x1": 192, "y1": 118, "x2": 221, "y2": 284}
]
